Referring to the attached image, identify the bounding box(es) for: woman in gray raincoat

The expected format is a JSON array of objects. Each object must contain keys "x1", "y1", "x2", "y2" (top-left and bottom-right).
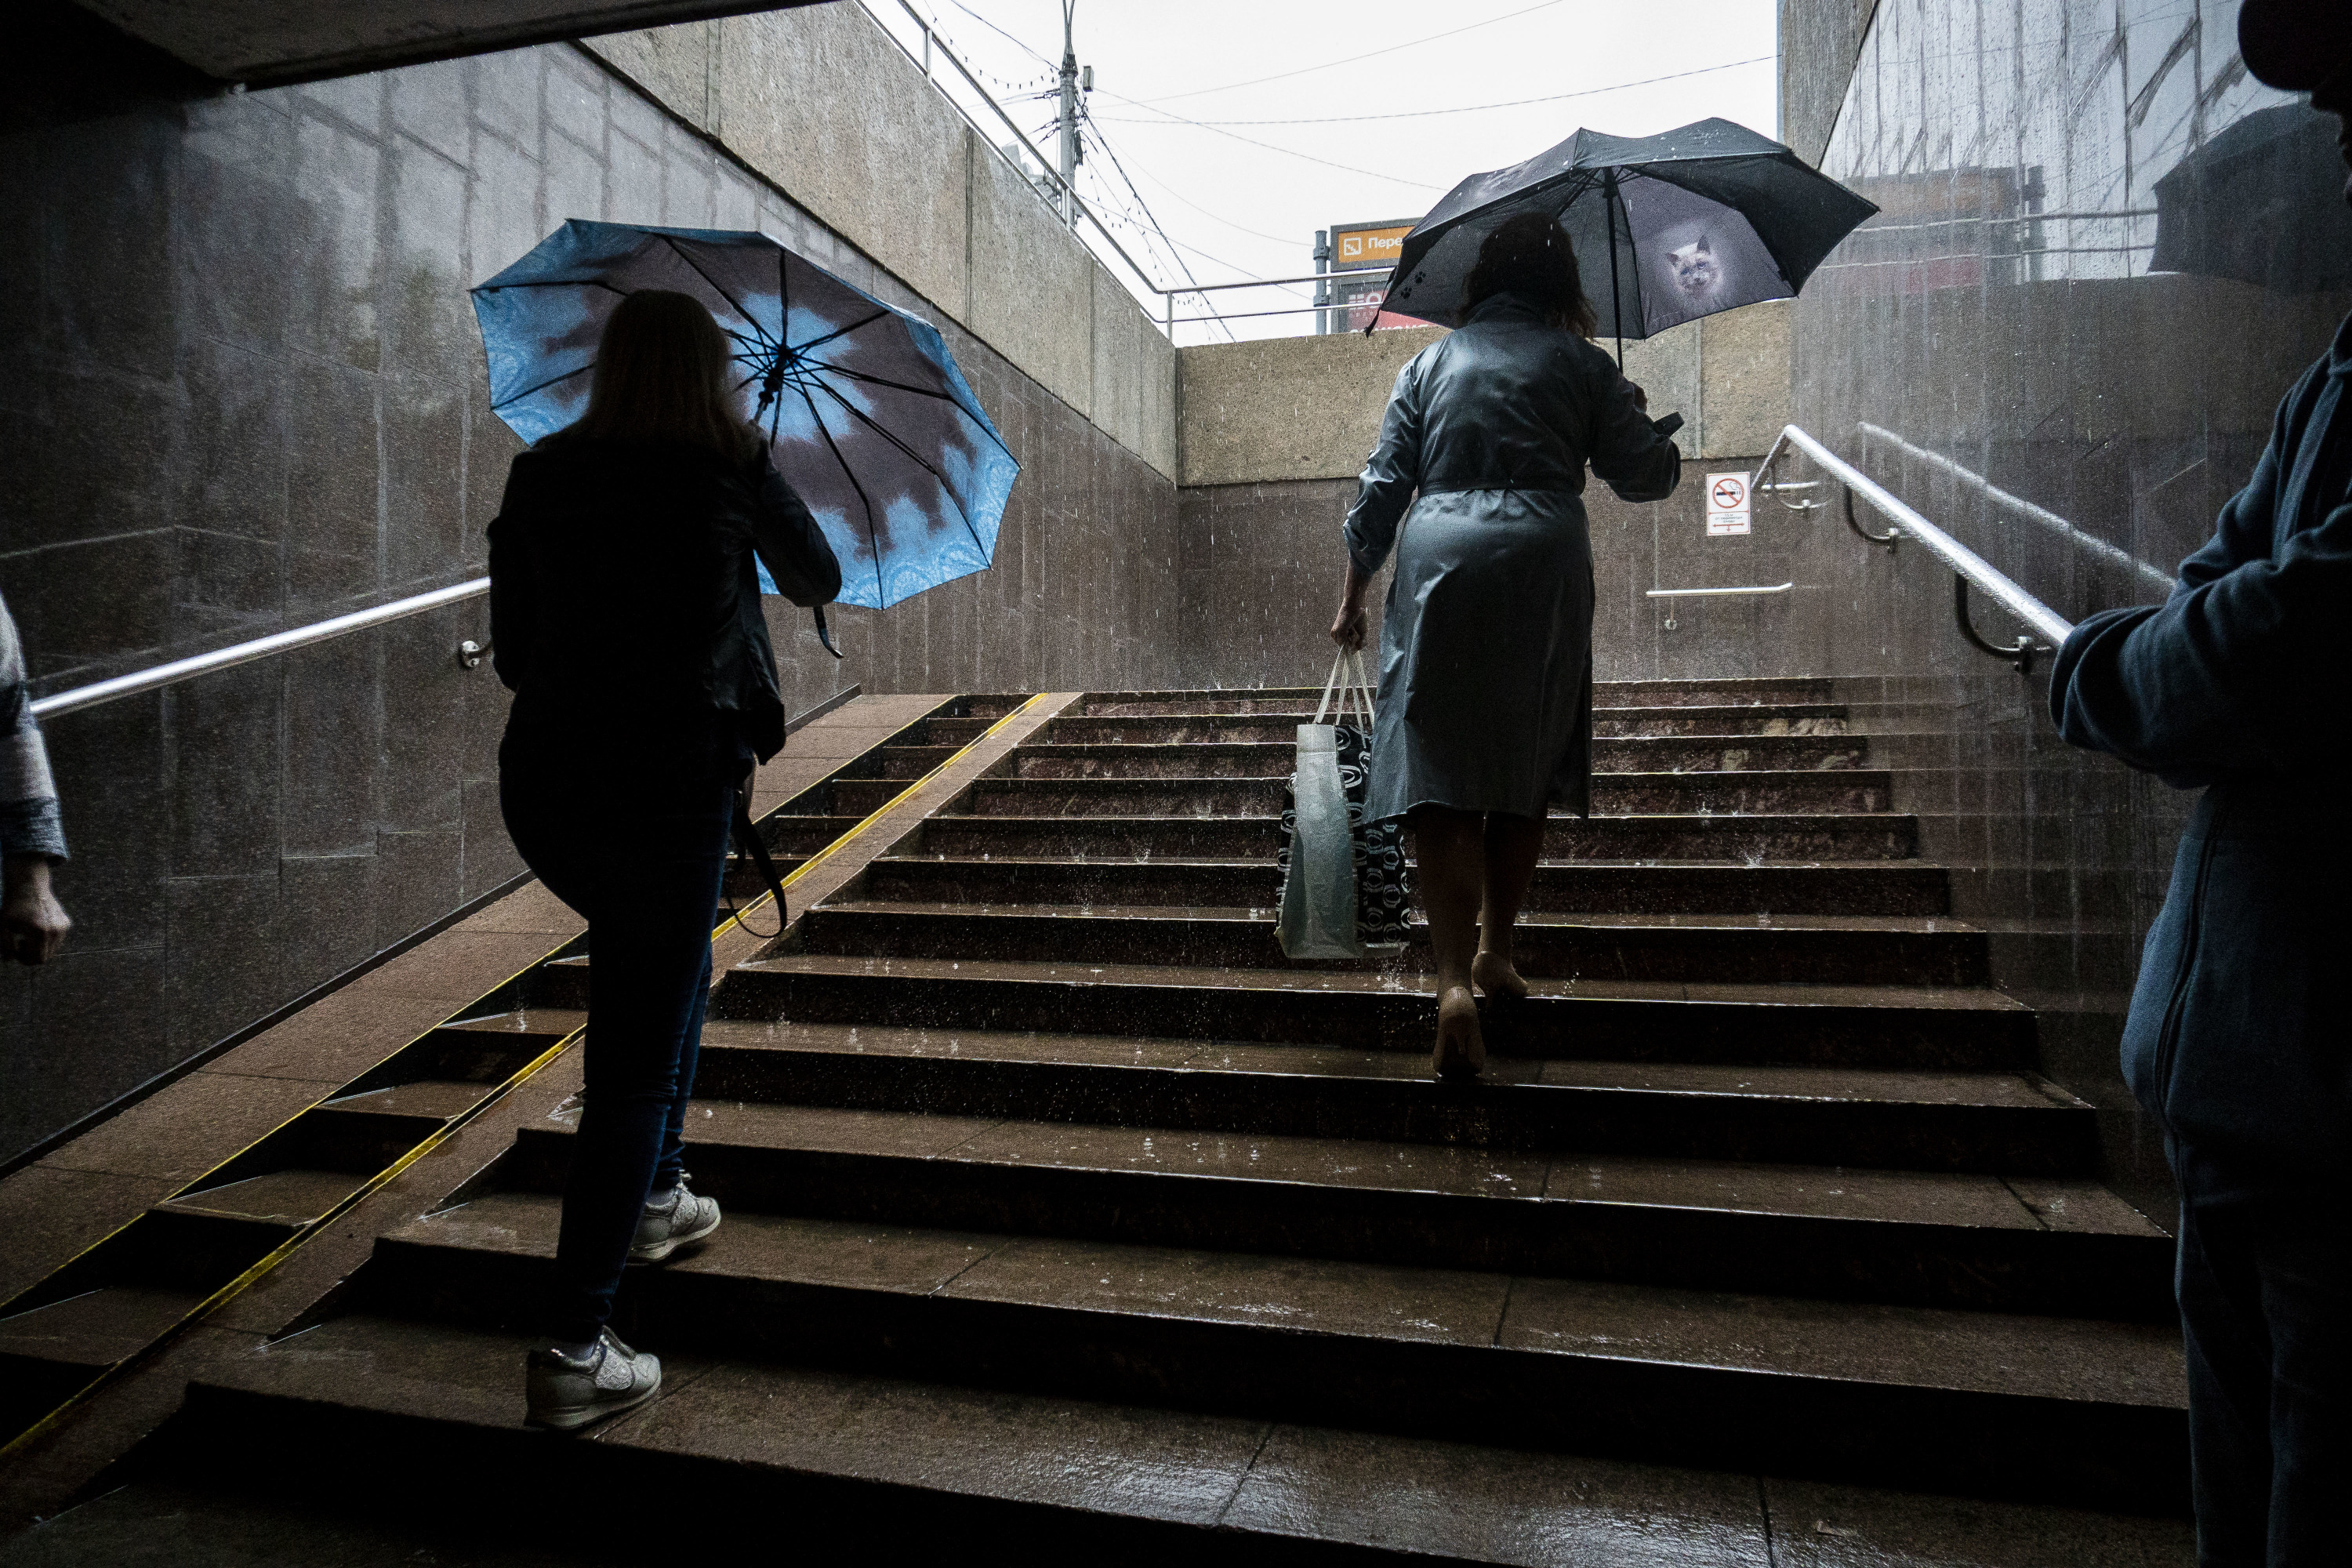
[{"x1": 1330, "y1": 212, "x2": 1680, "y2": 1079}]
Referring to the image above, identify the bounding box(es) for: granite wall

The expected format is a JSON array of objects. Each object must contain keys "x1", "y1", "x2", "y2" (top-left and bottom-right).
[
  {"x1": 1779, "y1": 0, "x2": 2352, "y2": 1214},
  {"x1": 0, "y1": 12, "x2": 1178, "y2": 1163}
]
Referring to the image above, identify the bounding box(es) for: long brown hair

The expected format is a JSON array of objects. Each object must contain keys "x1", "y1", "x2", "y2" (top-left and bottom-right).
[
  {"x1": 1459, "y1": 212, "x2": 1600, "y2": 338},
  {"x1": 547, "y1": 289, "x2": 760, "y2": 458}
]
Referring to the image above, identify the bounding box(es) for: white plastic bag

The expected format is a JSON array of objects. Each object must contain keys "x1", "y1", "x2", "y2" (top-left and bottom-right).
[{"x1": 1277, "y1": 652, "x2": 1367, "y2": 961}]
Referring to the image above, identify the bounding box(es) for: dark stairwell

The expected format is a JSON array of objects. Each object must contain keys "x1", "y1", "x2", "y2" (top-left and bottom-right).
[{"x1": 9, "y1": 678, "x2": 2190, "y2": 1565}]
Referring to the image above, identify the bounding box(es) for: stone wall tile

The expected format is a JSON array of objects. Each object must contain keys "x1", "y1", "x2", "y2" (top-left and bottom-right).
[
  {"x1": 286, "y1": 106, "x2": 384, "y2": 374},
  {"x1": 471, "y1": 45, "x2": 543, "y2": 157},
  {"x1": 281, "y1": 630, "x2": 379, "y2": 858}
]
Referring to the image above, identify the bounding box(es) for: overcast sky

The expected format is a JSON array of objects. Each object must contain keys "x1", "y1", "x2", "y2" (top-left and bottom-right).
[{"x1": 858, "y1": 0, "x2": 1782, "y2": 343}]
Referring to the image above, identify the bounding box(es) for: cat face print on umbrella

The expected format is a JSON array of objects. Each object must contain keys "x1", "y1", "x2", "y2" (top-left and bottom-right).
[
  {"x1": 471, "y1": 221, "x2": 1018, "y2": 610},
  {"x1": 1380, "y1": 118, "x2": 1878, "y2": 358}
]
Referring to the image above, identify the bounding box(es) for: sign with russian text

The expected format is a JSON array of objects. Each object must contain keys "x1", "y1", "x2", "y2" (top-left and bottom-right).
[
  {"x1": 1331, "y1": 223, "x2": 1414, "y2": 271},
  {"x1": 1705, "y1": 472, "x2": 1751, "y2": 535}
]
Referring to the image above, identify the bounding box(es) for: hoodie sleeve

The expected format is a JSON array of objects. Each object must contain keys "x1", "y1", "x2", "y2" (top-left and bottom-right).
[{"x1": 2049, "y1": 361, "x2": 2350, "y2": 786}]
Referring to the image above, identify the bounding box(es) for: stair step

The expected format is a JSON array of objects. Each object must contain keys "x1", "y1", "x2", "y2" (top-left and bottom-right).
[
  {"x1": 159, "y1": 1168, "x2": 358, "y2": 1226},
  {"x1": 165, "y1": 1315, "x2": 2186, "y2": 1563},
  {"x1": 739, "y1": 815, "x2": 870, "y2": 854},
  {"x1": 1076, "y1": 677, "x2": 1839, "y2": 716},
  {"x1": 320, "y1": 1080, "x2": 492, "y2": 1120},
  {"x1": 960, "y1": 768, "x2": 1900, "y2": 816},
  {"x1": 1039, "y1": 706, "x2": 1857, "y2": 746},
  {"x1": 793, "y1": 904, "x2": 1990, "y2": 987},
  {"x1": 867, "y1": 743, "x2": 959, "y2": 779},
  {"x1": 0, "y1": 1285, "x2": 202, "y2": 1373},
  {"x1": 708, "y1": 954, "x2": 2036, "y2": 1068},
  {"x1": 499, "y1": 1098, "x2": 2156, "y2": 1312},
  {"x1": 832, "y1": 778, "x2": 931, "y2": 815},
  {"x1": 866, "y1": 855, "x2": 1952, "y2": 916},
  {"x1": 440, "y1": 1007, "x2": 586, "y2": 1037},
  {"x1": 921, "y1": 812, "x2": 1921, "y2": 862},
  {"x1": 350, "y1": 1195, "x2": 2185, "y2": 1509},
  {"x1": 1011, "y1": 735, "x2": 1873, "y2": 780},
  {"x1": 685, "y1": 1020, "x2": 2095, "y2": 1173}
]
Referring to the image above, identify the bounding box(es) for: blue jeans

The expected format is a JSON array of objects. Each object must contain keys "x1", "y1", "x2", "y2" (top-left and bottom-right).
[{"x1": 500, "y1": 731, "x2": 739, "y2": 1344}]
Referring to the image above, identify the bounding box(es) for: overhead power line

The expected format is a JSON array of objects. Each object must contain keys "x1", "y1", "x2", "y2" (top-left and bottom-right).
[
  {"x1": 1094, "y1": 99, "x2": 1445, "y2": 190},
  {"x1": 946, "y1": 0, "x2": 1052, "y2": 66},
  {"x1": 1112, "y1": 150, "x2": 1302, "y2": 249},
  {"x1": 1079, "y1": 103, "x2": 1238, "y2": 339},
  {"x1": 1098, "y1": 56, "x2": 1776, "y2": 127},
  {"x1": 1134, "y1": 0, "x2": 1570, "y2": 104}
]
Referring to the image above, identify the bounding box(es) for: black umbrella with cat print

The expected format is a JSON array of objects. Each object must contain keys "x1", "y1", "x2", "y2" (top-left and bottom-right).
[{"x1": 1376, "y1": 118, "x2": 1877, "y2": 364}]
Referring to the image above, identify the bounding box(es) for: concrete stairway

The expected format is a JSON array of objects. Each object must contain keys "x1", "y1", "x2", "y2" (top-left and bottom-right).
[{"x1": 161, "y1": 680, "x2": 2187, "y2": 1560}]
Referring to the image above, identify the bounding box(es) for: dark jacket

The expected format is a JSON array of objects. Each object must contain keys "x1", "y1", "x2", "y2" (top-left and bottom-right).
[
  {"x1": 2049, "y1": 309, "x2": 2352, "y2": 1178},
  {"x1": 488, "y1": 437, "x2": 840, "y2": 767},
  {"x1": 1343, "y1": 292, "x2": 1679, "y2": 575}
]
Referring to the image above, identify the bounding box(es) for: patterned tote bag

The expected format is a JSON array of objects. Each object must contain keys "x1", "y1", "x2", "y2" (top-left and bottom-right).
[
  {"x1": 1330, "y1": 649, "x2": 1414, "y2": 947},
  {"x1": 1277, "y1": 651, "x2": 1414, "y2": 959}
]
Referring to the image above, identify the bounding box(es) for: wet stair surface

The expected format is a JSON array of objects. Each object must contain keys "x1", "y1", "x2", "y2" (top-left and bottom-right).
[{"x1": 168, "y1": 680, "x2": 2188, "y2": 1563}]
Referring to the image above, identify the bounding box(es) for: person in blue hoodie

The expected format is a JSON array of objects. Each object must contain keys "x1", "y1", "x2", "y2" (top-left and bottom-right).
[{"x1": 2049, "y1": 4, "x2": 2352, "y2": 1561}]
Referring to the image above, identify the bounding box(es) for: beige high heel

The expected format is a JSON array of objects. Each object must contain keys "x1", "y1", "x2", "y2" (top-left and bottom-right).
[
  {"x1": 1472, "y1": 949, "x2": 1529, "y2": 1000},
  {"x1": 1432, "y1": 985, "x2": 1486, "y2": 1079}
]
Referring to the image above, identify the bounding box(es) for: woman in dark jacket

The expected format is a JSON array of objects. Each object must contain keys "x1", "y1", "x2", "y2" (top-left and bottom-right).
[
  {"x1": 1330, "y1": 213, "x2": 1681, "y2": 1079},
  {"x1": 491, "y1": 289, "x2": 840, "y2": 1429}
]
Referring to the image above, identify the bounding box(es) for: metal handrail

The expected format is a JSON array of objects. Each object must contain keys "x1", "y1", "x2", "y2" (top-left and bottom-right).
[
  {"x1": 1753, "y1": 425, "x2": 2072, "y2": 673},
  {"x1": 1857, "y1": 423, "x2": 2173, "y2": 595},
  {"x1": 30, "y1": 579, "x2": 488, "y2": 720}
]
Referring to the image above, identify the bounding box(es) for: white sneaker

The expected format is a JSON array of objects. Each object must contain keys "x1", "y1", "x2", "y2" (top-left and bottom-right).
[
  {"x1": 524, "y1": 1327, "x2": 660, "y2": 1431},
  {"x1": 630, "y1": 1178, "x2": 721, "y2": 1264}
]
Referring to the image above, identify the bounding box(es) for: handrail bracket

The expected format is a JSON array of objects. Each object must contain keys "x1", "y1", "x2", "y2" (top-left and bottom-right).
[
  {"x1": 1842, "y1": 485, "x2": 1897, "y2": 549},
  {"x1": 1953, "y1": 576, "x2": 2051, "y2": 674}
]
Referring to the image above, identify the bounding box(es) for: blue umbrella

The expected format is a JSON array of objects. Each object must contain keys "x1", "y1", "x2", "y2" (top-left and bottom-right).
[{"x1": 470, "y1": 220, "x2": 1020, "y2": 611}]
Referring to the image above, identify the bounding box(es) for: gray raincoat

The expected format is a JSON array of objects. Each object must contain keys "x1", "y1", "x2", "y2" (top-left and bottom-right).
[{"x1": 1343, "y1": 292, "x2": 1681, "y2": 823}]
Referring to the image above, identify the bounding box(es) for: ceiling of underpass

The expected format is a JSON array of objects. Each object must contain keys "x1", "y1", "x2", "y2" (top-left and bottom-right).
[{"x1": 71, "y1": 0, "x2": 836, "y2": 84}]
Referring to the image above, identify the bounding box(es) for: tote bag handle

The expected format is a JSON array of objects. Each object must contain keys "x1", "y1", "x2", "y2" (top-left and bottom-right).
[{"x1": 1312, "y1": 648, "x2": 1377, "y2": 730}]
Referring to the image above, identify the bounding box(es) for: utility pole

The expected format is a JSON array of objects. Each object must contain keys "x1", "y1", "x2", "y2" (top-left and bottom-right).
[
  {"x1": 1056, "y1": 1, "x2": 1085, "y2": 230},
  {"x1": 1313, "y1": 230, "x2": 1331, "y2": 335}
]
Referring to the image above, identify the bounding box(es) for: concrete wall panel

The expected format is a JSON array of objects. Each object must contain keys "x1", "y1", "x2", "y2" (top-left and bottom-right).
[
  {"x1": 1697, "y1": 300, "x2": 1792, "y2": 457},
  {"x1": 583, "y1": 23, "x2": 716, "y2": 132},
  {"x1": 712, "y1": 5, "x2": 971, "y2": 329},
  {"x1": 1177, "y1": 328, "x2": 1445, "y2": 488},
  {"x1": 967, "y1": 140, "x2": 1094, "y2": 419},
  {"x1": 1091, "y1": 269, "x2": 1174, "y2": 477}
]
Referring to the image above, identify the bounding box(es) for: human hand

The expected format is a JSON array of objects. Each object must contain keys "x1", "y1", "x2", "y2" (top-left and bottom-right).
[
  {"x1": 2, "y1": 856, "x2": 70, "y2": 965},
  {"x1": 1330, "y1": 601, "x2": 1367, "y2": 652},
  {"x1": 1627, "y1": 380, "x2": 1650, "y2": 412}
]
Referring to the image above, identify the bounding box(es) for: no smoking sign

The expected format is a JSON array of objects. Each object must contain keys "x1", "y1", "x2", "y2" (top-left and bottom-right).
[{"x1": 1705, "y1": 472, "x2": 1751, "y2": 536}]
